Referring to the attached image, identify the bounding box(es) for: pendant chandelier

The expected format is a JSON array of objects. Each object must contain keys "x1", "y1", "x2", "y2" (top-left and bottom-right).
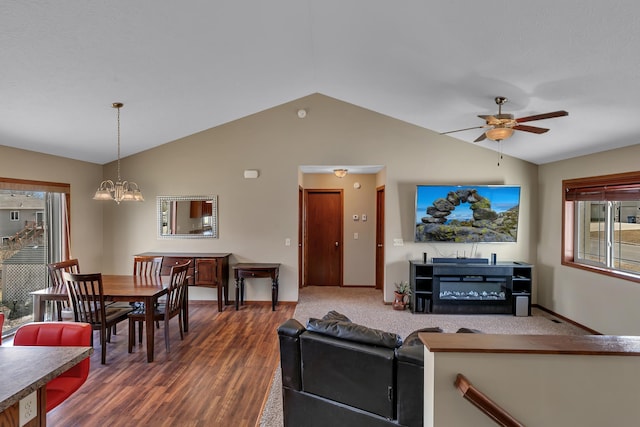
[{"x1": 93, "y1": 102, "x2": 144, "y2": 204}]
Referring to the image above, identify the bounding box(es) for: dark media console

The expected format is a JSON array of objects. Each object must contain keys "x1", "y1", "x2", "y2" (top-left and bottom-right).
[{"x1": 409, "y1": 258, "x2": 532, "y2": 316}]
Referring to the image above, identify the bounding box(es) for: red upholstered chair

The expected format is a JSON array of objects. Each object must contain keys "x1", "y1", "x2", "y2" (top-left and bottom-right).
[{"x1": 13, "y1": 321, "x2": 92, "y2": 412}]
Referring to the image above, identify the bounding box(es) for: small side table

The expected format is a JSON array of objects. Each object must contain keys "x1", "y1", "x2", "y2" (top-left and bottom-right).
[{"x1": 232, "y1": 263, "x2": 280, "y2": 311}]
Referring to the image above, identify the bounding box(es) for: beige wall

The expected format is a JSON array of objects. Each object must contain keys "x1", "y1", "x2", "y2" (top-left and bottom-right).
[
  {"x1": 6, "y1": 94, "x2": 639, "y2": 333},
  {"x1": 425, "y1": 349, "x2": 640, "y2": 426},
  {"x1": 0, "y1": 145, "x2": 104, "y2": 272},
  {"x1": 538, "y1": 144, "x2": 640, "y2": 334},
  {"x1": 100, "y1": 93, "x2": 538, "y2": 304}
]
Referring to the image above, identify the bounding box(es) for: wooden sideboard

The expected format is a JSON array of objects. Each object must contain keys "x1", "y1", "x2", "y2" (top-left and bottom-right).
[{"x1": 136, "y1": 252, "x2": 231, "y2": 312}]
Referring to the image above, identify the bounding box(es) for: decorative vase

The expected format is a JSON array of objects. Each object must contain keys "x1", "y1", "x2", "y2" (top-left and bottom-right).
[{"x1": 393, "y1": 292, "x2": 406, "y2": 310}]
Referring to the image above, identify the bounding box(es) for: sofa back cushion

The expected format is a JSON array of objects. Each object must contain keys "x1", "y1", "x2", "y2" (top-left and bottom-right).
[
  {"x1": 306, "y1": 318, "x2": 402, "y2": 349},
  {"x1": 300, "y1": 331, "x2": 395, "y2": 419}
]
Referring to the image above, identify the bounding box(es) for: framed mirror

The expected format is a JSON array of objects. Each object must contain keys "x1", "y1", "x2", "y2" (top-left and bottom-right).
[{"x1": 157, "y1": 195, "x2": 218, "y2": 239}]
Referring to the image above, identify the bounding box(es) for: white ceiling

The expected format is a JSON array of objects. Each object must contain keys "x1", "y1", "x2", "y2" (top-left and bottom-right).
[{"x1": 2, "y1": 1, "x2": 640, "y2": 166}]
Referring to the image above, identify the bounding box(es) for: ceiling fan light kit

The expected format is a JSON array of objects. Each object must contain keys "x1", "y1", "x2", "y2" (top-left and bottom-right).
[
  {"x1": 485, "y1": 126, "x2": 514, "y2": 142},
  {"x1": 442, "y1": 96, "x2": 568, "y2": 143}
]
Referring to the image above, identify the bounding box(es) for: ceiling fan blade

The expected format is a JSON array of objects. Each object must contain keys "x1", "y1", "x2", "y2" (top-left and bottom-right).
[
  {"x1": 440, "y1": 125, "x2": 487, "y2": 135},
  {"x1": 513, "y1": 124, "x2": 549, "y2": 134},
  {"x1": 474, "y1": 132, "x2": 487, "y2": 142},
  {"x1": 478, "y1": 115, "x2": 499, "y2": 124},
  {"x1": 516, "y1": 110, "x2": 568, "y2": 123}
]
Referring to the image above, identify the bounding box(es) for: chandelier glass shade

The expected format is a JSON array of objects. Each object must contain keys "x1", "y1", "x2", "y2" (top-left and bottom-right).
[
  {"x1": 485, "y1": 126, "x2": 514, "y2": 142},
  {"x1": 93, "y1": 102, "x2": 144, "y2": 204},
  {"x1": 333, "y1": 169, "x2": 348, "y2": 178}
]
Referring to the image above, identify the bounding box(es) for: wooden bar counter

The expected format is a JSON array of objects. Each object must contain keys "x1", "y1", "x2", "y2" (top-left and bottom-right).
[
  {"x1": 418, "y1": 332, "x2": 640, "y2": 355},
  {"x1": 0, "y1": 346, "x2": 92, "y2": 426}
]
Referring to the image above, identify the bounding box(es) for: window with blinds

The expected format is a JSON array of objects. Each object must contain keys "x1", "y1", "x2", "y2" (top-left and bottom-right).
[{"x1": 563, "y1": 171, "x2": 640, "y2": 281}]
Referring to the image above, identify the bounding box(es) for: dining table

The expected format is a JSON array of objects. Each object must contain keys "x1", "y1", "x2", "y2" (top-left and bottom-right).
[{"x1": 30, "y1": 274, "x2": 187, "y2": 363}]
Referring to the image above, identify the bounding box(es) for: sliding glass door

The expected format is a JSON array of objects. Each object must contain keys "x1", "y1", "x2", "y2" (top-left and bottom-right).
[{"x1": 0, "y1": 178, "x2": 70, "y2": 336}]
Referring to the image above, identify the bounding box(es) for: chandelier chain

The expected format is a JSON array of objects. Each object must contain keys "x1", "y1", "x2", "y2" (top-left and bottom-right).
[
  {"x1": 93, "y1": 101, "x2": 144, "y2": 203},
  {"x1": 114, "y1": 102, "x2": 122, "y2": 182}
]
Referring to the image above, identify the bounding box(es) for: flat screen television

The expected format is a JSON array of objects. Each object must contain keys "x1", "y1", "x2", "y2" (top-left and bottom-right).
[{"x1": 415, "y1": 184, "x2": 521, "y2": 243}]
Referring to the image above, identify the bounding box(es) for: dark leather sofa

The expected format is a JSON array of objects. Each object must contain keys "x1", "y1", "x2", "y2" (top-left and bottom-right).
[{"x1": 277, "y1": 314, "x2": 432, "y2": 427}]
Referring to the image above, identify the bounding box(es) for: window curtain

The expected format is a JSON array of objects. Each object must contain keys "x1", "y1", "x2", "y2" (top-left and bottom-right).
[{"x1": 46, "y1": 192, "x2": 70, "y2": 263}]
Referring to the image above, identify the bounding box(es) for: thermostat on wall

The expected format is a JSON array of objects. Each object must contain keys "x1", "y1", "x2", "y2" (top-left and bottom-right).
[{"x1": 243, "y1": 169, "x2": 259, "y2": 179}]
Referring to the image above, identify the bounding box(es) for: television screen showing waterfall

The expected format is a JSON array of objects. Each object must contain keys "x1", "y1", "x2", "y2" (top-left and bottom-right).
[{"x1": 414, "y1": 185, "x2": 521, "y2": 243}]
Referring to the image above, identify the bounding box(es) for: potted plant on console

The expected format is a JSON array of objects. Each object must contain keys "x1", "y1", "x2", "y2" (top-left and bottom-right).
[{"x1": 393, "y1": 281, "x2": 411, "y2": 310}]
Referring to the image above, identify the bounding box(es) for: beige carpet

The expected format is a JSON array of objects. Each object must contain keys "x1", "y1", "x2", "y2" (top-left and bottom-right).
[{"x1": 259, "y1": 286, "x2": 590, "y2": 426}]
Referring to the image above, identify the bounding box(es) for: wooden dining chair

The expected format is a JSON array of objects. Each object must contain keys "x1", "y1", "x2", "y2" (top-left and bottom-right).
[
  {"x1": 132, "y1": 255, "x2": 165, "y2": 333},
  {"x1": 128, "y1": 260, "x2": 190, "y2": 354},
  {"x1": 47, "y1": 259, "x2": 80, "y2": 321},
  {"x1": 133, "y1": 255, "x2": 164, "y2": 276},
  {"x1": 62, "y1": 271, "x2": 134, "y2": 364}
]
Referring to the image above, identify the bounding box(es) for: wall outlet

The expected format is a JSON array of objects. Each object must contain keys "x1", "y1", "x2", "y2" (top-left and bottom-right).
[
  {"x1": 354, "y1": 232, "x2": 359, "y2": 240},
  {"x1": 19, "y1": 391, "x2": 37, "y2": 426},
  {"x1": 393, "y1": 238, "x2": 404, "y2": 246},
  {"x1": 285, "y1": 238, "x2": 291, "y2": 246}
]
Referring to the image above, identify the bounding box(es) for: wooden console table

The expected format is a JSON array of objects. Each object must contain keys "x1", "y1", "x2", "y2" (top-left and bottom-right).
[{"x1": 232, "y1": 263, "x2": 280, "y2": 311}]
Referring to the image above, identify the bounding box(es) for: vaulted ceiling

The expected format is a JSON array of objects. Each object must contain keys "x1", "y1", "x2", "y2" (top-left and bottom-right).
[{"x1": 2, "y1": 1, "x2": 639, "y2": 165}]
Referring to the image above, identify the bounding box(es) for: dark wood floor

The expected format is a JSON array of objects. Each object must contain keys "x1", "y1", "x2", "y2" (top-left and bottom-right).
[{"x1": 46, "y1": 301, "x2": 295, "y2": 427}]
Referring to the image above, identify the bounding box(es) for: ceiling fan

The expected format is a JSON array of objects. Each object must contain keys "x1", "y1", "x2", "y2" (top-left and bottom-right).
[{"x1": 441, "y1": 96, "x2": 568, "y2": 142}]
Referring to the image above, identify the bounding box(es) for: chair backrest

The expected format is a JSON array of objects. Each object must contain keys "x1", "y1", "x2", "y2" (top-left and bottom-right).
[
  {"x1": 62, "y1": 271, "x2": 106, "y2": 326},
  {"x1": 13, "y1": 322, "x2": 91, "y2": 378},
  {"x1": 14, "y1": 321, "x2": 92, "y2": 347},
  {"x1": 48, "y1": 259, "x2": 80, "y2": 287},
  {"x1": 133, "y1": 256, "x2": 163, "y2": 276},
  {"x1": 165, "y1": 261, "x2": 190, "y2": 319}
]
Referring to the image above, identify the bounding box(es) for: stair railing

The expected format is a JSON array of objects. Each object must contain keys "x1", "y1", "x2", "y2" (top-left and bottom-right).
[{"x1": 455, "y1": 373, "x2": 525, "y2": 427}]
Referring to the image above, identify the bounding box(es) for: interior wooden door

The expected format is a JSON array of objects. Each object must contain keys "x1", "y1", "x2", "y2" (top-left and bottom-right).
[
  {"x1": 304, "y1": 189, "x2": 343, "y2": 286},
  {"x1": 375, "y1": 186, "x2": 385, "y2": 289},
  {"x1": 298, "y1": 186, "x2": 303, "y2": 288}
]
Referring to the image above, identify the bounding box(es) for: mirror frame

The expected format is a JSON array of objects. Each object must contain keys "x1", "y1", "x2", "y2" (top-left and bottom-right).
[{"x1": 157, "y1": 195, "x2": 218, "y2": 239}]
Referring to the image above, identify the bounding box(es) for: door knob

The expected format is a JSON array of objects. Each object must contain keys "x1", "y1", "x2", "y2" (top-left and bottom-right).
[
  {"x1": 377, "y1": 244, "x2": 383, "y2": 247},
  {"x1": 335, "y1": 242, "x2": 339, "y2": 247}
]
